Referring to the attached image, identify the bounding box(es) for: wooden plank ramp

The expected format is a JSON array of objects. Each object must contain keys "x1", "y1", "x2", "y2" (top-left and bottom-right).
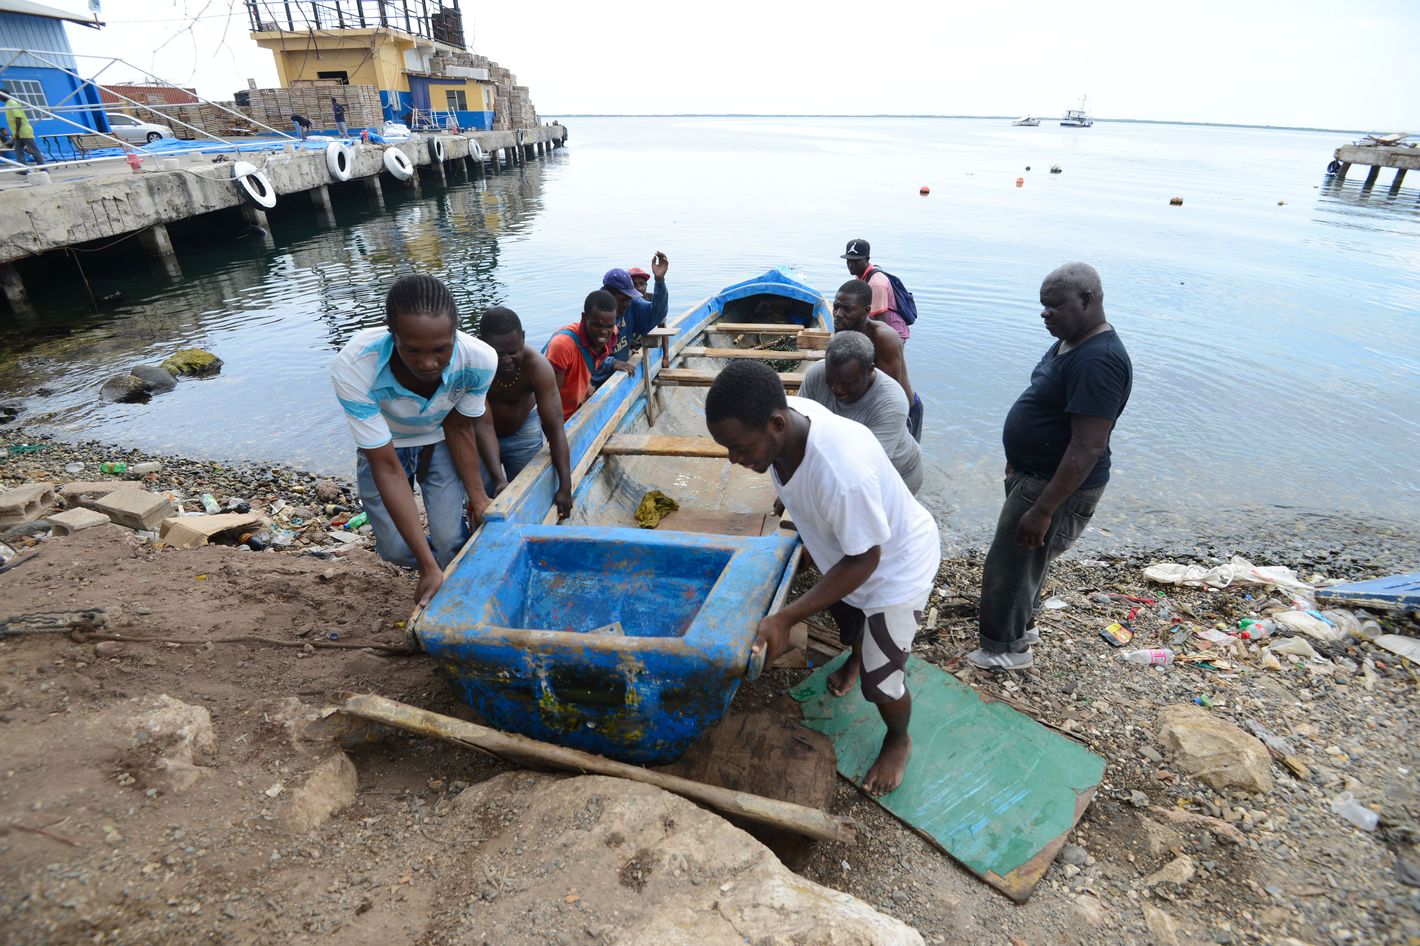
[
  {"x1": 603, "y1": 435, "x2": 728, "y2": 458},
  {"x1": 658, "y1": 368, "x2": 804, "y2": 389},
  {"x1": 679, "y1": 346, "x2": 825, "y2": 361}
]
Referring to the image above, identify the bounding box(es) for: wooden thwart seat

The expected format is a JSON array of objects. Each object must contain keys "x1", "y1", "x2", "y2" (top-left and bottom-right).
[
  {"x1": 707, "y1": 323, "x2": 808, "y2": 335},
  {"x1": 603, "y1": 435, "x2": 728, "y2": 458},
  {"x1": 658, "y1": 368, "x2": 804, "y2": 389},
  {"x1": 679, "y1": 346, "x2": 824, "y2": 362}
]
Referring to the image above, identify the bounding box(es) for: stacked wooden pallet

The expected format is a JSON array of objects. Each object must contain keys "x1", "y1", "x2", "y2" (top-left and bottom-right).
[{"x1": 245, "y1": 84, "x2": 383, "y2": 131}]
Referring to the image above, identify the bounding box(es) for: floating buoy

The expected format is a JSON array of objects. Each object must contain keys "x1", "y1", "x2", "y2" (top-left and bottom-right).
[
  {"x1": 428, "y1": 136, "x2": 445, "y2": 163},
  {"x1": 1025, "y1": 165, "x2": 1031, "y2": 171},
  {"x1": 383, "y1": 147, "x2": 414, "y2": 181},
  {"x1": 1169, "y1": 197, "x2": 1183, "y2": 206},
  {"x1": 919, "y1": 185, "x2": 930, "y2": 195},
  {"x1": 1277, "y1": 200, "x2": 1286, "y2": 206},
  {"x1": 1049, "y1": 164, "x2": 1062, "y2": 174},
  {"x1": 325, "y1": 141, "x2": 353, "y2": 182},
  {"x1": 1015, "y1": 177, "x2": 1024, "y2": 187},
  {"x1": 232, "y1": 160, "x2": 276, "y2": 209}
]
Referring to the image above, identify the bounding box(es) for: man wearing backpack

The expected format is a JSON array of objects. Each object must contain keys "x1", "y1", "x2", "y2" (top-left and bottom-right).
[
  {"x1": 841, "y1": 239, "x2": 923, "y2": 440},
  {"x1": 841, "y1": 239, "x2": 912, "y2": 343}
]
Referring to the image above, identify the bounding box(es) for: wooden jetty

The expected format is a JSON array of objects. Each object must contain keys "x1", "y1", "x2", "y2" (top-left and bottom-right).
[
  {"x1": 1331, "y1": 134, "x2": 1417, "y2": 193},
  {"x1": 0, "y1": 125, "x2": 567, "y2": 314}
]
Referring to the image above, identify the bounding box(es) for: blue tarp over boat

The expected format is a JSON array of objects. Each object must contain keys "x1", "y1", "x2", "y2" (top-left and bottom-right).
[{"x1": 414, "y1": 269, "x2": 830, "y2": 763}]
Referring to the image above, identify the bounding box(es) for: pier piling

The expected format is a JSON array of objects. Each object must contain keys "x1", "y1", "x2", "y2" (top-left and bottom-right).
[
  {"x1": 1, "y1": 263, "x2": 33, "y2": 315},
  {"x1": 137, "y1": 224, "x2": 182, "y2": 280},
  {"x1": 309, "y1": 185, "x2": 337, "y2": 228},
  {"x1": 365, "y1": 175, "x2": 386, "y2": 208}
]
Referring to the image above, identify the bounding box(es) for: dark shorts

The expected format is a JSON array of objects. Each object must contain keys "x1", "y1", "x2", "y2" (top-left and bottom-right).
[
  {"x1": 828, "y1": 599, "x2": 925, "y2": 703},
  {"x1": 908, "y1": 394, "x2": 924, "y2": 443}
]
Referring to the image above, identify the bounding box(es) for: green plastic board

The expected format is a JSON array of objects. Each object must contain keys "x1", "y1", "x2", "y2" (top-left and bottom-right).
[{"x1": 791, "y1": 653, "x2": 1106, "y2": 901}]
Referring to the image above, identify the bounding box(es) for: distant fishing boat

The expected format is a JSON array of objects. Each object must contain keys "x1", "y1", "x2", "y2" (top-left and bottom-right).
[
  {"x1": 413, "y1": 269, "x2": 832, "y2": 764},
  {"x1": 1061, "y1": 96, "x2": 1093, "y2": 128},
  {"x1": 1012, "y1": 116, "x2": 1040, "y2": 127}
]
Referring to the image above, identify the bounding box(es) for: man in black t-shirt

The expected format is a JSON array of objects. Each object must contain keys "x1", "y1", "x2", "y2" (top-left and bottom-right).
[{"x1": 969, "y1": 262, "x2": 1133, "y2": 671}]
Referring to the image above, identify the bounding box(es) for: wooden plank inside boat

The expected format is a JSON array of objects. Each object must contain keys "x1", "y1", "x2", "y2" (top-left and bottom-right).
[
  {"x1": 679, "y1": 346, "x2": 825, "y2": 361},
  {"x1": 707, "y1": 323, "x2": 808, "y2": 335},
  {"x1": 656, "y1": 509, "x2": 778, "y2": 536},
  {"x1": 603, "y1": 435, "x2": 728, "y2": 458},
  {"x1": 659, "y1": 368, "x2": 804, "y2": 389}
]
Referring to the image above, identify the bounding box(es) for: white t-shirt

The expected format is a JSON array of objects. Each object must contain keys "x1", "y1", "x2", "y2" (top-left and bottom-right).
[
  {"x1": 330, "y1": 326, "x2": 496, "y2": 450},
  {"x1": 771, "y1": 397, "x2": 940, "y2": 610}
]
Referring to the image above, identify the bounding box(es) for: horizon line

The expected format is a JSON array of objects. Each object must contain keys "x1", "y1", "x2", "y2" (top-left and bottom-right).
[{"x1": 541, "y1": 114, "x2": 1374, "y2": 135}]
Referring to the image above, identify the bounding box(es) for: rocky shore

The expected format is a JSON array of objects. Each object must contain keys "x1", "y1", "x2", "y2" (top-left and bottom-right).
[{"x1": 1, "y1": 428, "x2": 1416, "y2": 945}]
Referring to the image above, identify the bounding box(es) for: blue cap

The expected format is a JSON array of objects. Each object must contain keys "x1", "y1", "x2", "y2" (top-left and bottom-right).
[{"x1": 602, "y1": 268, "x2": 640, "y2": 298}]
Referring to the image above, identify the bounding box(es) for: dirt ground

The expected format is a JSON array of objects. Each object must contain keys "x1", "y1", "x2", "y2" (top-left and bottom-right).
[{"x1": 1, "y1": 524, "x2": 1415, "y2": 946}]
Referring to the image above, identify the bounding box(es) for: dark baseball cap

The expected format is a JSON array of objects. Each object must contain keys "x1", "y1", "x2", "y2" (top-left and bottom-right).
[
  {"x1": 840, "y1": 239, "x2": 871, "y2": 260},
  {"x1": 602, "y1": 268, "x2": 640, "y2": 297}
]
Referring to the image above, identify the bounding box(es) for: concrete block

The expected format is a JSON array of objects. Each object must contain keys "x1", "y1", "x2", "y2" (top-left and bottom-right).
[
  {"x1": 63, "y1": 480, "x2": 128, "y2": 502},
  {"x1": 91, "y1": 488, "x2": 174, "y2": 532},
  {"x1": 0, "y1": 482, "x2": 56, "y2": 526},
  {"x1": 46, "y1": 507, "x2": 112, "y2": 536}
]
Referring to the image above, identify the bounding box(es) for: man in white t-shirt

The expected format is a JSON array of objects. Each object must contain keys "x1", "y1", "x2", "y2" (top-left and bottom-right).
[
  {"x1": 330, "y1": 274, "x2": 501, "y2": 607},
  {"x1": 706, "y1": 361, "x2": 940, "y2": 796}
]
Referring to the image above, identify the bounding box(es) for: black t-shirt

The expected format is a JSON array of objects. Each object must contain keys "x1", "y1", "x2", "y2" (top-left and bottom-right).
[{"x1": 1001, "y1": 329, "x2": 1132, "y2": 490}]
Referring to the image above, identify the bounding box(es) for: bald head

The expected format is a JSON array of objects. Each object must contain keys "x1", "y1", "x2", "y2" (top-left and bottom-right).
[{"x1": 1043, "y1": 262, "x2": 1102, "y2": 301}]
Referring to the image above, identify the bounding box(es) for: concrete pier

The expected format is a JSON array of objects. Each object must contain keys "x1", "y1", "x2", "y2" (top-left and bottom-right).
[
  {"x1": 1331, "y1": 142, "x2": 1418, "y2": 192},
  {"x1": 0, "y1": 124, "x2": 568, "y2": 311}
]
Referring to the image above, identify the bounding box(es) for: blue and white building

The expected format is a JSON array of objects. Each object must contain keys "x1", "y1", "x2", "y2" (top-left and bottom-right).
[{"x1": 0, "y1": 0, "x2": 106, "y2": 150}]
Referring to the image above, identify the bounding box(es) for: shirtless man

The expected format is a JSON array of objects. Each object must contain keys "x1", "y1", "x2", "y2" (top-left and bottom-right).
[
  {"x1": 477, "y1": 306, "x2": 574, "y2": 519},
  {"x1": 832, "y1": 280, "x2": 922, "y2": 441}
]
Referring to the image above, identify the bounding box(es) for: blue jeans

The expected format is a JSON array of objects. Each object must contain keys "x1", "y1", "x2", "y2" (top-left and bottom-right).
[
  {"x1": 356, "y1": 441, "x2": 470, "y2": 569},
  {"x1": 293, "y1": 121, "x2": 307, "y2": 140},
  {"x1": 481, "y1": 409, "x2": 545, "y2": 494}
]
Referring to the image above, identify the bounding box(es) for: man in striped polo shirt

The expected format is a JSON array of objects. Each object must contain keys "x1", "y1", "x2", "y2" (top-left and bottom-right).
[{"x1": 331, "y1": 275, "x2": 500, "y2": 606}]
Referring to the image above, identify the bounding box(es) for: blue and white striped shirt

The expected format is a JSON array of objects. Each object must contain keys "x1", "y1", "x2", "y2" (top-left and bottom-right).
[{"x1": 331, "y1": 327, "x2": 496, "y2": 450}]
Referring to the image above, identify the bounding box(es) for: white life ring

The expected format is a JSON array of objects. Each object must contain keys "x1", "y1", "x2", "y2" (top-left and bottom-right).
[
  {"x1": 325, "y1": 141, "x2": 353, "y2": 182},
  {"x1": 429, "y1": 136, "x2": 445, "y2": 163},
  {"x1": 468, "y1": 139, "x2": 484, "y2": 161},
  {"x1": 383, "y1": 147, "x2": 414, "y2": 181},
  {"x1": 232, "y1": 160, "x2": 276, "y2": 209}
]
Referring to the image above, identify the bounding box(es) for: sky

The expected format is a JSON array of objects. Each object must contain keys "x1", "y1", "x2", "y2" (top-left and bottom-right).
[{"x1": 53, "y1": 0, "x2": 1420, "y2": 131}]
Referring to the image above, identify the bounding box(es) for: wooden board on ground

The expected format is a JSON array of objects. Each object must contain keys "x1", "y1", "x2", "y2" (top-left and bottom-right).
[
  {"x1": 658, "y1": 368, "x2": 804, "y2": 389},
  {"x1": 657, "y1": 707, "x2": 838, "y2": 866},
  {"x1": 791, "y1": 653, "x2": 1106, "y2": 902}
]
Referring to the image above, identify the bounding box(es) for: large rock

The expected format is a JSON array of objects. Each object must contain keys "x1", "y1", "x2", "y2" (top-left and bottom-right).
[
  {"x1": 1156, "y1": 704, "x2": 1273, "y2": 794},
  {"x1": 278, "y1": 753, "x2": 359, "y2": 834},
  {"x1": 448, "y1": 772, "x2": 923, "y2": 946},
  {"x1": 161, "y1": 348, "x2": 223, "y2": 377},
  {"x1": 99, "y1": 373, "x2": 150, "y2": 403},
  {"x1": 122, "y1": 694, "x2": 216, "y2": 794},
  {"x1": 130, "y1": 364, "x2": 178, "y2": 393}
]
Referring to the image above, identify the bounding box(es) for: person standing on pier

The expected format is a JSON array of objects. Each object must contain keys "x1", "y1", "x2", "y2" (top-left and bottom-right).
[
  {"x1": 590, "y1": 253, "x2": 669, "y2": 386},
  {"x1": 832, "y1": 280, "x2": 922, "y2": 442},
  {"x1": 331, "y1": 97, "x2": 348, "y2": 137},
  {"x1": 0, "y1": 89, "x2": 45, "y2": 170},
  {"x1": 706, "y1": 360, "x2": 940, "y2": 796},
  {"x1": 477, "y1": 306, "x2": 575, "y2": 519},
  {"x1": 545, "y1": 290, "x2": 619, "y2": 420},
  {"x1": 330, "y1": 275, "x2": 502, "y2": 606},
  {"x1": 970, "y1": 262, "x2": 1132, "y2": 671}
]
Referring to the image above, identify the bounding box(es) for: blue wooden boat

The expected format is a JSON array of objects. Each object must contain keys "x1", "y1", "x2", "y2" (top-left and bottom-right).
[{"x1": 413, "y1": 269, "x2": 831, "y2": 763}]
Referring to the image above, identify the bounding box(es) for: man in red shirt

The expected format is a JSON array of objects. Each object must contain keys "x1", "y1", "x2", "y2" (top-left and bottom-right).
[{"x1": 545, "y1": 290, "x2": 618, "y2": 421}]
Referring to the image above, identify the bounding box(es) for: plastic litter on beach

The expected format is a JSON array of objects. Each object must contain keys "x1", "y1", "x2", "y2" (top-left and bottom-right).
[{"x1": 1330, "y1": 791, "x2": 1379, "y2": 832}]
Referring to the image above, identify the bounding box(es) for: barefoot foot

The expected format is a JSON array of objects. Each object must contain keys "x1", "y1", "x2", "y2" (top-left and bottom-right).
[
  {"x1": 861, "y1": 732, "x2": 912, "y2": 796},
  {"x1": 827, "y1": 651, "x2": 861, "y2": 697}
]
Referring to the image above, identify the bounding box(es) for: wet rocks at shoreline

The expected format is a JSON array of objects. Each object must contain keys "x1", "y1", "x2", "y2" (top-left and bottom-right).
[{"x1": 98, "y1": 348, "x2": 222, "y2": 404}]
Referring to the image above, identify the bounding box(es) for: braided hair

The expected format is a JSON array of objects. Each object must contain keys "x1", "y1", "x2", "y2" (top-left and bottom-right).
[{"x1": 384, "y1": 274, "x2": 458, "y2": 330}]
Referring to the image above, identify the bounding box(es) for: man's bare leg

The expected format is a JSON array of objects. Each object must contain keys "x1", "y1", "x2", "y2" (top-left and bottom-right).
[
  {"x1": 827, "y1": 644, "x2": 860, "y2": 697},
  {"x1": 861, "y1": 692, "x2": 912, "y2": 796}
]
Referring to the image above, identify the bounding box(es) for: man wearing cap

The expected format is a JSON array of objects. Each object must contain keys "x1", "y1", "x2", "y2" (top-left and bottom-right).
[
  {"x1": 841, "y1": 239, "x2": 910, "y2": 344},
  {"x1": 590, "y1": 252, "x2": 669, "y2": 386},
  {"x1": 627, "y1": 267, "x2": 653, "y2": 300}
]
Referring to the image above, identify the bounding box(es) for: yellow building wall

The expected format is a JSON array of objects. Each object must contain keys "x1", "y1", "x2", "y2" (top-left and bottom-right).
[{"x1": 256, "y1": 31, "x2": 412, "y2": 92}]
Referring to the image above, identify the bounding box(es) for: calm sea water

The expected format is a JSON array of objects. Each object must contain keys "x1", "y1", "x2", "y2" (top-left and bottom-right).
[{"x1": 4, "y1": 117, "x2": 1418, "y2": 550}]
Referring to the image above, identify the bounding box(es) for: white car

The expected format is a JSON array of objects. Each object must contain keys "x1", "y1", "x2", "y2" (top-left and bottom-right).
[{"x1": 106, "y1": 113, "x2": 174, "y2": 144}]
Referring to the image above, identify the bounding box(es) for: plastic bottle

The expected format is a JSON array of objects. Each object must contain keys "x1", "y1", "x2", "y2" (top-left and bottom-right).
[
  {"x1": 345, "y1": 511, "x2": 369, "y2": 531},
  {"x1": 1123, "y1": 648, "x2": 1175, "y2": 666},
  {"x1": 200, "y1": 493, "x2": 221, "y2": 514},
  {"x1": 99, "y1": 462, "x2": 127, "y2": 474},
  {"x1": 130, "y1": 461, "x2": 162, "y2": 475},
  {"x1": 1238, "y1": 619, "x2": 1276, "y2": 640},
  {"x1": 1330, "y1": 792, "x2": 1379, "y2": 832}
]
